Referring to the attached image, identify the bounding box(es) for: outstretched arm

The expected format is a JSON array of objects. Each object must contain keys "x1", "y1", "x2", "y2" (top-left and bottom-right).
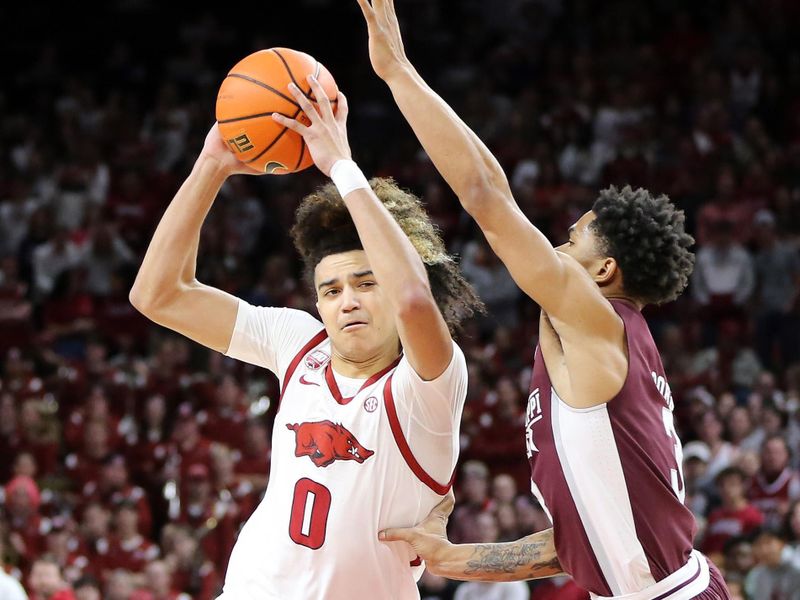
[
  {"x1": 274, "y1": 78, "x2": 452, "y2": 380},
  {"x1": 379, "y1": 495, "x2": 563, "y2": 582},
  {"x1": 129, "y1": 126, "x2": 261, "y2": 353},
  {"x1": 355, "y1": 0, "x2": 618, "y2": 334}
]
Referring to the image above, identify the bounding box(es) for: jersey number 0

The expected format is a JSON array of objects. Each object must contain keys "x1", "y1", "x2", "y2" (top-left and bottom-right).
[{"x1": 289, "y1": 478, "x2": 332, "y2": 549}]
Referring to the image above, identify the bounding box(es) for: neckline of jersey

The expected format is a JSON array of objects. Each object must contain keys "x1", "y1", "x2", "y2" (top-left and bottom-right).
[{"x1": 324, "y1": 355, "x2": 402, "y2": 405}]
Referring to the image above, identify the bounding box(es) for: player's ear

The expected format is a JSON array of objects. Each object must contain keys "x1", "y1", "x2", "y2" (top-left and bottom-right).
[{"x1": 595, "y1": 257, "x2": 618, "y2": 286}]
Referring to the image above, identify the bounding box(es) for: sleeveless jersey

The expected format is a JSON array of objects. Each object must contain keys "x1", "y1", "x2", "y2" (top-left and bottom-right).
[
  {"x1": 526, "y1": 300, "x2": 704, "y2": 599},
  {"x1": 221, "y1": 303, "x2": 465, "y2": 600},
  {"x1": 749, "y1": 468, "x2": 800, "y2": 528}
]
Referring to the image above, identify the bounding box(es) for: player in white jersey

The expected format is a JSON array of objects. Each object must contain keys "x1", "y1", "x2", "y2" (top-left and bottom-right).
[{"x1": 130, "y1": 75, "x2": 483, "y2": 599}]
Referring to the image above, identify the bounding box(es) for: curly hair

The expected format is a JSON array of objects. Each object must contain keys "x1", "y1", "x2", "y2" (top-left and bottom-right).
[
  {"x1": 590, "y1": 186, "x2": 695, "y2": 305},
  {"x1": 290, "y1": 177, "x2": 484, "y2": 332}
]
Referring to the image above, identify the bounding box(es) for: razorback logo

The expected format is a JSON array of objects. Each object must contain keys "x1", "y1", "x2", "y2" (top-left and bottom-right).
[{"x1": 286, "y1": 420, "x2": 374, "y2": 468}]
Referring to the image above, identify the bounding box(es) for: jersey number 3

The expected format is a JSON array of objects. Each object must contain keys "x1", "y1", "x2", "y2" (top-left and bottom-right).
[
  {"x1": 289, "y1": 478, "x2": 331, "y2": 549},
  {"x1": 662, "y1": 407, "x2": 686, "y2": 503}
]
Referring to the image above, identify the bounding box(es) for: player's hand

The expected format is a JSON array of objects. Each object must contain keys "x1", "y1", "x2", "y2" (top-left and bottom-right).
[
  {"x1": 355, "y1": 0, "x2": 411, "y2": 82},
  {"x1": 199, "y1": 123, "x2": 263, "y2": 177},
  {"x1": 272, "y1": 75, "x2": 351, "y2": 177},
  {"x1": 378, "y1": 492, "x2": 455, "y2": 574}
]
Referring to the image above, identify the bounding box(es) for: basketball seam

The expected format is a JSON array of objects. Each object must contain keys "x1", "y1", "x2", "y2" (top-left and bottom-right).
[
  {"x1": 226, "y1": 73, "x2": 300, "y2": 108},
  {"x1": 244, "y1": 106, "x2": 303, "y2": 166},
  {"x1": 294, "y1": 137, "x2": 307, "y2": 171},
  {"x1": 270, "y1": 49, "x2": 338, "y2": 107},
  {"x1": 271, "y1": 48, "x2": 313, "y2": 99},
  {"x1": 218, "y1": 111, "x2": 297, "y2": 124}
]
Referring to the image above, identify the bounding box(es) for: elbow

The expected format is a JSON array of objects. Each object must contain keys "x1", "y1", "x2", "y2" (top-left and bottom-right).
[
  {"x1": 128, "y1": 284, "x2": 156, "y2": 317},
  {"x1": 129, "y1": 279, "x2": 177, "y2": 319},
  {"x1": 459, "y1": 179, "x2": 514, "y2": 221},
  {"x1": 396, "y1": 285, "x2": 438, "y2": 321}
]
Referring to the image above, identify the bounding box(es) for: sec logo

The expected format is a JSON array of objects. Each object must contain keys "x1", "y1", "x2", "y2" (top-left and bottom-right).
[{"x1": 364, "y1": 396, "x2": 379, "y2": 413}]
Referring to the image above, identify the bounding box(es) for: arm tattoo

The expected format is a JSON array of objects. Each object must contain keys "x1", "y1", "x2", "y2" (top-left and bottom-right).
[{"x1": 463, "y1": 531, "x2": 562, "y2": 580}]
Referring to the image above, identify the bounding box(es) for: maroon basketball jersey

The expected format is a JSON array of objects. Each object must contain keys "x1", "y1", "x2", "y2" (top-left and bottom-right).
[
  {"x1": 749, "y1": 468, "x2": 800, "y2": 528},
  {"x1": 526, "y1": 300, "x2": 698, "y2": 597}
]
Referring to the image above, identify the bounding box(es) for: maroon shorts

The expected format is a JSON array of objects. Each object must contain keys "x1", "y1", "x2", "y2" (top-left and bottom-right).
[{"x1": 692, "y1": 559, "x2": 730, "y2": 600}]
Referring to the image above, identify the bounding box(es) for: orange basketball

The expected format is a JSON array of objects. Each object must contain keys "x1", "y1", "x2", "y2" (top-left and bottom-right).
[{"x1": 216, "y1": 48, "x2": 338, "y2": 175}]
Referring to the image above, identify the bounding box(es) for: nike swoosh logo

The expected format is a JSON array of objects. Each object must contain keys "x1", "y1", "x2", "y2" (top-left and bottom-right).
[{"x1": 299, "y1": 375, "x2": 320, "y2": 387}]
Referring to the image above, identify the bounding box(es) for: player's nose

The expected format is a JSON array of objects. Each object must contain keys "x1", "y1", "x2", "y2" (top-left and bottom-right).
[{"x1": 340, "y1": 285, "x2": 360, "y2": 311}]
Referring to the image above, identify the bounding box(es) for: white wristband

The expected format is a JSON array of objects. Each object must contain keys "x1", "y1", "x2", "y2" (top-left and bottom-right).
[{"x1": 330, "y1": 159, "x2": 370, "y2": 198}]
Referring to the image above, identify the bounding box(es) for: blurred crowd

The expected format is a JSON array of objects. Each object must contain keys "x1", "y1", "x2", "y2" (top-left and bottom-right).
[{"x1": 2, "y1": 0, "x2": 800, "y2": 598}]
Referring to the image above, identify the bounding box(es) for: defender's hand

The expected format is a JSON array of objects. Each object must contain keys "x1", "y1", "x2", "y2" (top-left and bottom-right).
[
  {"x1": 378, "y1": 492, "x2": 455, "y2": 574},
  {"x1": 272, "y1": 75, "x2": 351, "y2": 177},
  {"x1": 199, "y1": 123, "x2": 263, "y2": 177},
  {"x1": 355, "y1": 0, "x2": 412, "y2": 82}
]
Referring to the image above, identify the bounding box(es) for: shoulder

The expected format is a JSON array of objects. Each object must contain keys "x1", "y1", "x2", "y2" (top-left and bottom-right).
[{"x1": 236, "y1": 301, "x2": 322, "y2": 331}]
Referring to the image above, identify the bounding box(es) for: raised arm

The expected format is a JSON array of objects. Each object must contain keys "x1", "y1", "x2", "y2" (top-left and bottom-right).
[
  {"x1": 129, "y1": 126, "x2": 260, "y2": 353},
  {"x1": 355, "y1": 0, "x2": 618, "y2": 332},
  {"x1": 273, "y1": 78, "x2": 452, "y2": 380},
  {"x1": 379, "y1": 495, "x2": 563, "y2": 582}
]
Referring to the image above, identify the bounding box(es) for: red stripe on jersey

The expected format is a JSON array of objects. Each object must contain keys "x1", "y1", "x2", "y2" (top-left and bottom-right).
[
  {"x1": 324, "y1": 355, "x2": 403, "y2": 405},
  {"x1": 383, "y1": 375, "x2": 455, "y2": 495},
  {"x1": 279, "y1": 329, "x2": 329, "y2": 407}
]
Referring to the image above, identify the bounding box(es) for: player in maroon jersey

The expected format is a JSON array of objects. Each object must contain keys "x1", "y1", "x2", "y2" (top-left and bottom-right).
[{"x1": 359, "y1": 1, "x2": 730, "y2": 598}]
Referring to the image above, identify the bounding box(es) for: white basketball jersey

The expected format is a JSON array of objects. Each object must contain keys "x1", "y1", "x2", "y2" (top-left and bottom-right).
[{"x1": 221, "y1": 302, "x2": 466, "y2": 600}]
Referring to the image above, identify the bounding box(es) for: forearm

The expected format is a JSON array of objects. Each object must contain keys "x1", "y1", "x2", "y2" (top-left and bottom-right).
[
  {"x1": 383, "y1": 66, "x2": 513, "y2": 215},
  {"x1": 431, "y1": 528, "x2": 563, "y2": 582},
  {"x1": 341, "y1": 185, "x2": 431, "y2": 303},
  {"x1": 130, "y1": 155, "x2": 226, "y2": 308}
]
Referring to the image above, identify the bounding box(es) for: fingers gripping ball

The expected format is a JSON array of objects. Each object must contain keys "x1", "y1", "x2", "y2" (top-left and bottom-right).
[{"x1": 216, "y1": 48, "x2": 338, "y2": 174}]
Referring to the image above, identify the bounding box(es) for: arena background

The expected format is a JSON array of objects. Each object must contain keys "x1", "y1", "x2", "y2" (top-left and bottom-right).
[{"x1": 2, "y1": 0, "x2": 800, "y2": 598}]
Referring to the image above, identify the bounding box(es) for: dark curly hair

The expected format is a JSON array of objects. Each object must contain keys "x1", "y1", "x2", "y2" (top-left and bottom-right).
[
  {"x1": 590, "y1": 186, "x2": 695, "y2": 305},
  {"x1": 290, "y1": 177, "x2": 484, "y2": 332}
]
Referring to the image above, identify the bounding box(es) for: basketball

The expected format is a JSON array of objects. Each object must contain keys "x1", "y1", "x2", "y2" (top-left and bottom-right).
[{"x1": 216, "y1": 48, "x2": 338, "y2": 175}]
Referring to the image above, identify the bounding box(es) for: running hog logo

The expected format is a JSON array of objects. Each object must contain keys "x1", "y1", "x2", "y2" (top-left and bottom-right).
[{"x1": 286, "y1": 421, "x2": 374, "y2": 468}]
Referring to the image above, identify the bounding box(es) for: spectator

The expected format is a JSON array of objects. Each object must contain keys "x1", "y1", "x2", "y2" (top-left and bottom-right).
[
  {"x1": 72, "y1": 576, "x2": 100, "y2": 600},
  {"x1": 702, "y1": 467, "x2": 764, "y2": 559},
  {"x1": 28, "y1": 556, "x2": 76, "y2": 600},
  {"x1": 104, "y1": 569, "x2": 135, "y2": 600},
  {"x1": 162, "y1": 526, "x2": 219, "y2": 600},
  {"x1": 465, "y1": 378, "x2": 528, "y2": 490},
  {"x1": 461, "y1": 239, "x2": 520, "y2": 331},
  {"x1": 175, "y1": 464, "x2": 235, "y2": 569},
  {"x1": 689, "y1": 320, "x2": 762, "y2": 398},
  {"x1": 752, "y1": 209, "x2": 800, "y2": 370},
  {"x1": 449, "y1": 461, "x2": 491, "y2": 544},
  {"x1": 723, "y1": 536, "x2": 755, "y2": 582},
  {"x1": 107, "y1": 502, "x2": 158, "y2": 575},
  {"x1": 696, "y1": 166, "x2": 759, "y2": 246},
  {"x1": 137, "y1": 559, "x2": 189, "y2": 600},
  {"x1": 726, "y1": 406, "x2": 761, "y2": 453},
  {"x1": 77, "y1": 503, "x2": 113, "y2": 583},
  {"x1": 691, "y1": 219, "x2": 755, "y2": 343},
  {"x1": 82, "y1": 454, "x2": 152, "y2": 537},
  {"x1": 4, "y1": 475, "x2": 45, "y2": 572},
  {"x1": 683, "y1": 441, "x2": 713, "y2": 524},
  {"x1": 749, "y1": 435, "x2": 800, "y2": 529},
  {"x1": 745, "y1": 527, "x2": 800, "y2": 600},
  {"x1": 169, "y1": 404, "x2": 212, "y2": 482},
  {"x1": 694, "y1": 411, "x2": 740, "y2": 485},
  {"x1": 201, "y1": 375, "x2": 248, "y2": 449},
  {"x1": 30, "y1": 228, "x2": 81, "y2": 300},
  {"x1": 233, "y1": 421, "x2": 270, "y2": 490},
  {"x1": 79, "y1": 224, "x2": 134, "y2": 298}
]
